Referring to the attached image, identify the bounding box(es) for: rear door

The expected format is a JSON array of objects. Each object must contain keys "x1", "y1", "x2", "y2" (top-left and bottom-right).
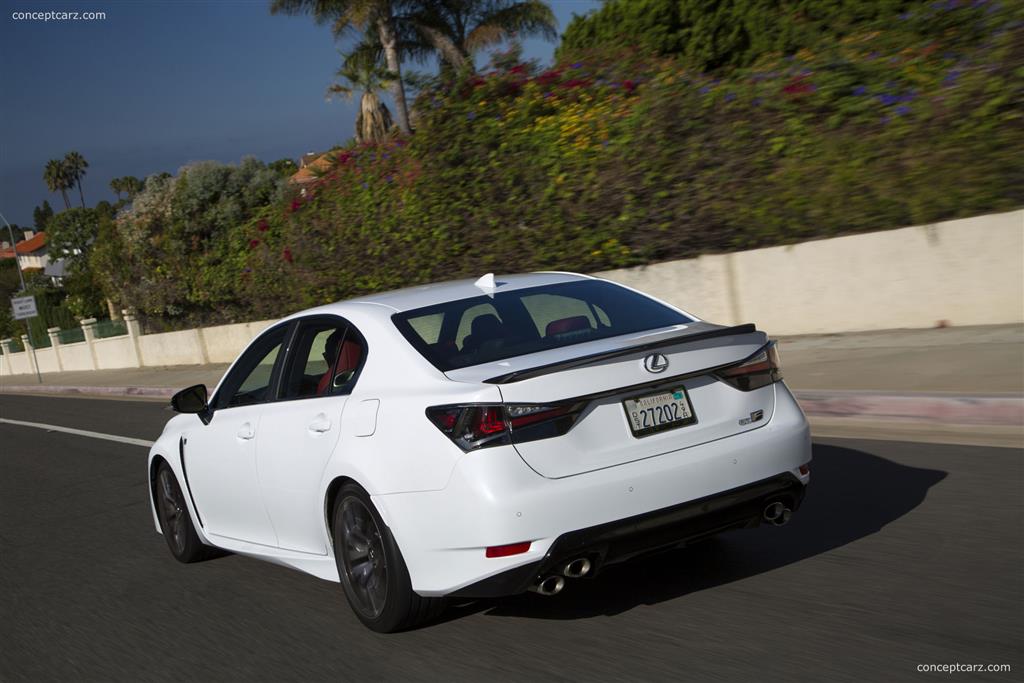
[{"x1": 256, "y1": 316, "x2": 367, "y2": 554}]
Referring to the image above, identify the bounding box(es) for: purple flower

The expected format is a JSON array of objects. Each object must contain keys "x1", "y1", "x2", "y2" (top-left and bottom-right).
[
  {"x1": 699, "y1": 86, "x2": 711, "y2": 94},
  {"x1": 361, "y1": 182, "x2": 368, "y2": 189},
  {"x1": 466, "y1": 111, "x2": 476, "y2": 120},
  {"x1": 384, "y1": 175, "x2": 393, "y2": 183},
  {"x1": 899, "y1": 11, "x2": 912, "y2": 19},
  {"x1": 895, "y1": 105, "x2": 911, "y2": 115},
  {"x1": 571, "y1": 62, "x2": 583, "y2": 69},
  {"x1": 867, "y1": 51, "x2": 879, "y2": 60},
  {"x1": 724, "y1": 92, "x2": 736, "y2": 102},
  {"x1": 853, "y1": 85, "x2": 868, "y2": 96},
  {"x1": 877, "y1": 93, "x2": 901, "y2": 106},
  {"x1": 752, "y1": 97, "x2": 763, "y2": 107},
  {"x1": 944, "y1": 69, "x2": 961, "y2": 85}
]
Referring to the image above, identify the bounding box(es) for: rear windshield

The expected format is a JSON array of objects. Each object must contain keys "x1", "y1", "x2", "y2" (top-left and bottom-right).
[{"x1": 392, "y1": 280, "x2": 693, "y2": 372}]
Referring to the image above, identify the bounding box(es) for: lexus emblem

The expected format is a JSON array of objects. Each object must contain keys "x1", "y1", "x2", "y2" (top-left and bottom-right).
[{"x1": 643, "y1": 353, "x2": 669, "y2": 374}]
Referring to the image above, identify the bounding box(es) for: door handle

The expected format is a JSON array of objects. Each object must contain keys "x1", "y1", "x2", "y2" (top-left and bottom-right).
[
  {"x1": 237, "y1": 422, "x2": 255, "y2": 440},
  {"x1": 308, "y1": 414, "x2": 332, "y2": 433}
]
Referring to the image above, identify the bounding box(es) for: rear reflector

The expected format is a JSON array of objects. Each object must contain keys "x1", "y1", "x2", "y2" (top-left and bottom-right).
[
  {"x1": 799, "y1": 464, "x2": 810, "y2": 475},
  {"x1": 485, "y1": 542, "x2": 531, "y2": 558}
]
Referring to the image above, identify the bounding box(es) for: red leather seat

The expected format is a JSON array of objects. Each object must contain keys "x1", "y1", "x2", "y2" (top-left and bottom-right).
[
  {"x1": 317, "y1": 339, "x2": 362, "y2": 395},
  {"x1": 545, "y1": 316, "x2": 591, "y2": 336}
]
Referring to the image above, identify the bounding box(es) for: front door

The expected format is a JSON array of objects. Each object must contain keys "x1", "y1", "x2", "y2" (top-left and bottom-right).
[{"x1": 183, "y1": 323, "x2": 288, "y2": 547}]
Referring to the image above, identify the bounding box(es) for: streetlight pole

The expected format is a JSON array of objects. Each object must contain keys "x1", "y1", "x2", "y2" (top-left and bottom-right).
[
  {"x1": 1, "y1": 210, "x2": 43, "y2": 384},
  {"x1": 0, "y1": 211, "x2": 27, "y2": 291}
]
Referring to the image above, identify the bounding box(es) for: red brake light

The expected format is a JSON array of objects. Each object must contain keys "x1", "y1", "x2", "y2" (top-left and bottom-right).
[
  {"x1": 716, "y1": 342, "x2": 783, "y2": 391},
  {"x1": 426, "y1": 402, "x2": 585, "y2": 452},
  {"x1": 485, "y1": 541, "x2": 531, "y2": 558},
  {"x1": 476, "y1": 407, "x2": 507, "y2": 435}
]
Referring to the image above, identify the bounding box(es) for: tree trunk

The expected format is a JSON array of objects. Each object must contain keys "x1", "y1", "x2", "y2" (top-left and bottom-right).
[
  {"x1": 77, "y1": 180, "x2": 86, "y2": 207},
  {"x1": 377, "y1": 18, "x2": 411, "y2": 135},
  {"x1": 60, "y1": 189, "x2": 71, "y2": 210}
]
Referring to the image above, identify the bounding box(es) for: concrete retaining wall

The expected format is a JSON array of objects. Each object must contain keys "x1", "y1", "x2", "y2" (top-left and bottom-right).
[
  {"x1": 2, "y1": 209, "x2": 1022, "y2": 376},
  {"x1": 597, "y1": 209, "x2": 1024, "y2": 335}
]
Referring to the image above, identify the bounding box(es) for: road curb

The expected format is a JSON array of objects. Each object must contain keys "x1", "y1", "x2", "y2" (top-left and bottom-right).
[
  {"x1": 1, "y1": 384, "x2": 1021, "y2": 426},
  {"x1": 793, "y1": 390, "x2": 1023, "y2": 427},
  {"x1": 0, "y1": 384, "x2": 176, "y2": 399}
]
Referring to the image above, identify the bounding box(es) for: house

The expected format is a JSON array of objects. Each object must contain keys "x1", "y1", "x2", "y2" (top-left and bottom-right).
[
  {"x1": 0, "y1": 230, "x2": 65, "y2": 285},
  {"x1": 0, "y1": 230, "x2": 49, "y2": 269},
  {"x1": 289, "y1": 151, "x2": 336, "y2": 193}
]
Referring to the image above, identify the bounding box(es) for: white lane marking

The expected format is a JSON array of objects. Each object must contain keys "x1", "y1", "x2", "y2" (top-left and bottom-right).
[{"x1": 0, "y1": 418, "x2": 154, "y2": 448}]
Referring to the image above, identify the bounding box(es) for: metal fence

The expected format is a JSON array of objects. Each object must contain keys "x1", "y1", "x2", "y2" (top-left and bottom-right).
[
  {"x1": 57, "y1": 327, "x2": 86, "y2": 344},
  {"x1": 94, "y1": 319, "x2": 128, "y2": 339}
]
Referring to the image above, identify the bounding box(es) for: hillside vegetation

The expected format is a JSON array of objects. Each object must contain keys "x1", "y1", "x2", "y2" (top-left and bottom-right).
[{"x1": 95, "y1": 0, "x2": 1022, "y2": 327}]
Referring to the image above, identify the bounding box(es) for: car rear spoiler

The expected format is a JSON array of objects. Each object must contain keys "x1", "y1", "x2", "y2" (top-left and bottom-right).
[{"x1": 483, "y1": 323, "x2": 758, "y2": 384}]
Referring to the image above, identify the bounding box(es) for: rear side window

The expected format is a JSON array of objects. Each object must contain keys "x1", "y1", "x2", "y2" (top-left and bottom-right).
[{"x1": 393, "y1": 280, "x2": 692, "y2": 372}]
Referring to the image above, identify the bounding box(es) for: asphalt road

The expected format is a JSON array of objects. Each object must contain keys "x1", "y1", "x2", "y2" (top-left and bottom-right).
[{"x1": 1, "y1": 394, "x2": 1020, "y2": 682}]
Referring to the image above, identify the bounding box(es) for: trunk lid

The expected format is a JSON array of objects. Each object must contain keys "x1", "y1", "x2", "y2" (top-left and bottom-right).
[{"x1": 446, "y1": 324, "x2": 776, "y2": 478}]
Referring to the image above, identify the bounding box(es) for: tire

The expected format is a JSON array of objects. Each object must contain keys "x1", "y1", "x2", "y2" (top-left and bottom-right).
[
  {"x1": 154, "y1": 461, "x2": 215, "y2": 563},
  {"x1": 332, "y1": 483, "x2": 445, "y2": 632}
]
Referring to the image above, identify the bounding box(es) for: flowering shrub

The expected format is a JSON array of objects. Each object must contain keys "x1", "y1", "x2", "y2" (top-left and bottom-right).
[{"x1": 100, "y1": 1, "x2": 1023, "y2": 324}]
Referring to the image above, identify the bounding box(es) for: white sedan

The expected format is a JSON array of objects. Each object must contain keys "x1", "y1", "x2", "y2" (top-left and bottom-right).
[{"x1": 148, "y1": 272, "x2": 811, "y2": 632}]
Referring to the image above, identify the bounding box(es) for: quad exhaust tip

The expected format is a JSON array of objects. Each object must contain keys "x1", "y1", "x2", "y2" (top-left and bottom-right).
[
  {"x1": 529, "y1": 575, "x2": 565, "y2": 596},
  {"x1": 561, "y1": 557, "x2": 592, "y2": 579},
  {"x1": 763, "y1": 501, "x2": 792, "y2": 526}
]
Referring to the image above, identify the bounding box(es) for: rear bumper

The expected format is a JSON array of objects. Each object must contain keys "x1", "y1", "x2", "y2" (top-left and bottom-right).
[
  {"x1": 450, "y1": 472, "x2": 805, "y2": 598},
  {"x1": 374, "y1": 382, "x2": 811, "y2": 597}
]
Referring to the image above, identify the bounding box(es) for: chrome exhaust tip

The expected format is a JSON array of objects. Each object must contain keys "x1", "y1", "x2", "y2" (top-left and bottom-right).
[
  {"x1": 529, "y1": 575, "x2": 565, "y2": 596},
  {"x1": 561, "y1": 557, "x2": 592, "y2": 579},
  {"x1": 763, "y1": 501, "x2": 785, "y2": 522}
]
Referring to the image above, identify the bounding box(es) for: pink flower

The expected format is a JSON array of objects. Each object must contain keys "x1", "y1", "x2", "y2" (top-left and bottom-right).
[
  {"x1": 249, "y1": 239, "x2": 260, "y2": 249},
  {"x1": 282, "y1": 247, "x2": 293, "y2": 263},
  {"x1": 257, "y1": 220, "x2": 269, "y2": 232}
]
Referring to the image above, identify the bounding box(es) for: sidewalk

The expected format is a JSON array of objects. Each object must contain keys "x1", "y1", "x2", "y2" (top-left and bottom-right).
[{"x1": 2, "y1": 325, "x2": 1021, "y2": 446}]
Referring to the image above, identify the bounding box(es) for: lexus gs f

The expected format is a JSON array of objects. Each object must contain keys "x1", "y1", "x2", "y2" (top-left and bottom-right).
[{"x1": 148, "y1": 272, "x2": 811, "y2": 632}]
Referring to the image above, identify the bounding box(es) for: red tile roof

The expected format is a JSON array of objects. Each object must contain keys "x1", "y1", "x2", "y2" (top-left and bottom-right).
[{"x1": 0, "y1": 231, "x2": 47, "y2": 259}]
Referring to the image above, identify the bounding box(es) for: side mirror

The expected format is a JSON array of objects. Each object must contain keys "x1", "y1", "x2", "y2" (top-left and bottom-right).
[{"x1": 171, "y1": 384, "x2": 212, "y2": 424}]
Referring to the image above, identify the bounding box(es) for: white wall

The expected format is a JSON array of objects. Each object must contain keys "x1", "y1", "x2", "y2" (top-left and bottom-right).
[
  {"x1": 598, "y1": 210, "x2": 1024, "y2": 335},
  {"x1": 3, "y1": 209, "x2": 1023, "y2": 376},
  {"x1": 138, "y1": 329, "x2": 206, "y2": 367}
]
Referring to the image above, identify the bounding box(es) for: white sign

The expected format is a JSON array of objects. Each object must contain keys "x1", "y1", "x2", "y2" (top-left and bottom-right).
[{"x1": 11, "y1": 295, "x2": 37, "y2": 320}]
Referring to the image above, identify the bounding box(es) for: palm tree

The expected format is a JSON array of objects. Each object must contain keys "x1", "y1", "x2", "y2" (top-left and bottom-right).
[
  {"x1": 64, "y1": 151, "x2": 89, "y2": 207},
  {"x1": 110, "y1": 177, "x2": 124, "y2": 201},
  {"x1": 328, "y1": 54, "x2": 395, "y2": 143},
  {"x1": 351, "y1": 0, "x2": 557, "y2": 76},
  {"x1": 271, "y1": 0, "x2": 413, "y2": 135},
  {"x1": 44, "y1": 159, "x2": 72, "y2": 210}
]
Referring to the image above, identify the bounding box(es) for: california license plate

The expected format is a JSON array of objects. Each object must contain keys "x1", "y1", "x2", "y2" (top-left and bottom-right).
[{"x1": 623, "y1": 387, "x2": 697, "y2": 437}]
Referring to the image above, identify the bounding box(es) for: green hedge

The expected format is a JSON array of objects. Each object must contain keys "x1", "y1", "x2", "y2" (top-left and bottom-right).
[{"x1": 101, "y1": 0, "x2": 1023, "y2": 323}]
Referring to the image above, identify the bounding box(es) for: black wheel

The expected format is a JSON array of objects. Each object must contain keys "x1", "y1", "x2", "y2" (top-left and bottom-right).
[
  {"x1": 154, "y1": 461, "x2": 214, "y2": 563},
  {"x1": 332, "y1": 483, "x2": 444, "y2": 632}
]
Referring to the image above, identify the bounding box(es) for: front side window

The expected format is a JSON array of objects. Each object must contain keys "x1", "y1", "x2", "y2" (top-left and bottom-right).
[
  {"x1": 214, "y1": 325, "x2": 288, "y2": 409},
  {"x1": 393, "y1": 280, "x2": 692, "y2": 372},
  {"x1": 281, "y1": 318, "x2": 366, "y2": 400}
]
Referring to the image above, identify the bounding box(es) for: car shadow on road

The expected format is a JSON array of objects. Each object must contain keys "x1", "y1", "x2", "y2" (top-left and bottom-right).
[{"x1": 442, "y1": 441, "x2": 947, "y2": 623}]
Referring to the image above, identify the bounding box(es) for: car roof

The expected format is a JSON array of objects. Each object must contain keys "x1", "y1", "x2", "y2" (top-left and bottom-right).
[{"x1": 345, "y1": 271, "x2": 593, "y2": 313}]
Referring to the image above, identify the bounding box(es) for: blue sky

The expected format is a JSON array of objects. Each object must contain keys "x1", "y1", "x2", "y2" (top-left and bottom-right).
[{"x1": 0, "y1": 0, "x2": 600, "y2": 227}]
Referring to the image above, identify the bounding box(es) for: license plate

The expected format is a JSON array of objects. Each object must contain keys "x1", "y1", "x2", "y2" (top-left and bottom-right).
[{"x1": 623, "y1": 387, "x2": 697, "y2": 437}]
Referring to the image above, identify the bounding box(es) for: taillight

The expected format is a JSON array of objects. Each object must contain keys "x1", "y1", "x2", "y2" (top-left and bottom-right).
[
  {"x1": 715, "y1": 341, "x2": 783, "y2": 391},
  {"x1": 426, "y1": 402, "x2": 584, "y2": 451}
]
